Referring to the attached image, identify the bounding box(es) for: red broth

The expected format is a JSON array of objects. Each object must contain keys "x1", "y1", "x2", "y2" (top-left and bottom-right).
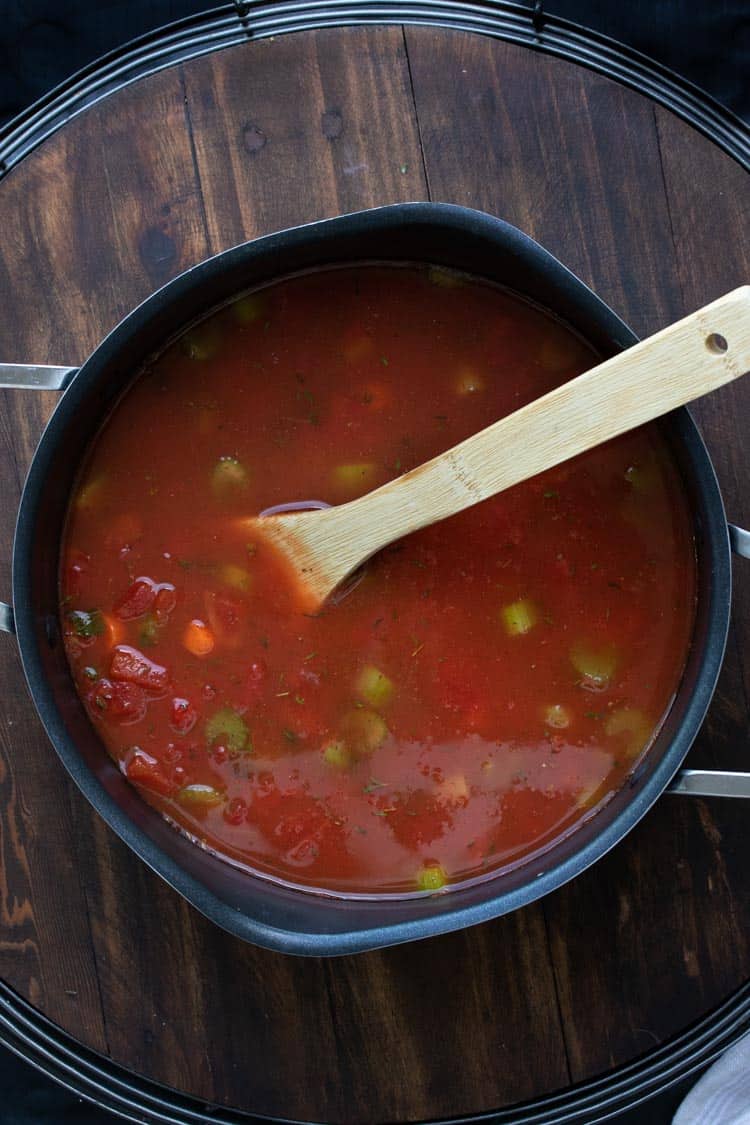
[{"x1": 60, "y1": 265, "x2": 696, "y2": 896}]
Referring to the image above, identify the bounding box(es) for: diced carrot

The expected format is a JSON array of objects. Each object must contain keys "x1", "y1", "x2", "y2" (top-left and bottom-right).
[
  {"x1": 102, "y1": 613, "x2": 126, "y2": 647},
  {"x1": 183, "y1": 619, "x2": 215, "y2": 656}
]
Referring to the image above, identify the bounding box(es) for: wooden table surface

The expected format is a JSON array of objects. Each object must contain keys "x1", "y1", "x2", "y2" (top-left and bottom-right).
[{"x1": 0, "y1": 23, "x2": 749, "y2": 1124}]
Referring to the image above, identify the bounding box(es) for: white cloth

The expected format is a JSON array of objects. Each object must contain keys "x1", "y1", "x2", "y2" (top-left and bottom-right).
[{"x1": 674, "y1": 1032, "x2": 750, "y2": 1124}]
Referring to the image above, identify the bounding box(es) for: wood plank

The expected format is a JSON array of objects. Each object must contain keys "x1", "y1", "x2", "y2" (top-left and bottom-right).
[
  {"x1": 0, "y1": 62, "x2": 210, "y2": 1054},
  {"x1": 405, "y1": 25, "x2": 750, "y2": 1082},
  {"x1": 182, "y1": 27, "x2": 428, "y2": 250},
  {"x1": 545, "y1": 110, "x2": 750, "y2": 1081},
  {"x1": 74, "y1": 823, "x2": 571, "y2": 1119},
  {"x1": 403, "y1": 27, "x2": 684, "y2": 337}
]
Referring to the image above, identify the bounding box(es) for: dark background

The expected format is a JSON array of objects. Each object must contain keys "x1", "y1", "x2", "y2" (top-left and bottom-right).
[{"x1": 0, "y1": 1, "x2": 747, "y2": 1122}]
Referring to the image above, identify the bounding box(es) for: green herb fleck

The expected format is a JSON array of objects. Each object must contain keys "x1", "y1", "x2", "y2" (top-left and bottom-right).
[
  {"x1": 67, "y1": 609, "x2": 105, "y2": 640},
  {"x1": 283, "y1": 728, "x2": 298, "y2": 744},
  {"x1": 139, "y1": 614, "x2": 159, "y2": 648}
]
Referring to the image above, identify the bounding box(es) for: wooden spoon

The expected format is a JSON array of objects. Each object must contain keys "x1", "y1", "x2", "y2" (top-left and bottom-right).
[{"x1": 243, "y1": 287, "x2": 750, "y2": 611}]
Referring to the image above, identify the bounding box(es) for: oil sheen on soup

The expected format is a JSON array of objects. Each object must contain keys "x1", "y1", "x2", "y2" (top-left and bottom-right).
[{"x1": 60, "y1": 265, "x2": 696, "y2": 896}]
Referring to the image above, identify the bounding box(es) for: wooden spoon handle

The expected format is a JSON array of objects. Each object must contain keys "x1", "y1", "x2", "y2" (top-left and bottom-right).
[{"x1": 339, "y1": 286, "x2": 750, "y2": 563}]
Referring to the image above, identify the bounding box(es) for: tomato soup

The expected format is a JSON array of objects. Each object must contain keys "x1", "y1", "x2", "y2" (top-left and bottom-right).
[{"x1": 59, "y1": 265, "x2": 696, "y2": 896}]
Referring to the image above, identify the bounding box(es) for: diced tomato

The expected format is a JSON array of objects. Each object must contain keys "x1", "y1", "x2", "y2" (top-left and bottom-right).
[
  {"x1": 154, "y1": 584, "x2": 177, "y2": 622},
  {"x1": 114, "y1": 577, "x2": 156, "y2": 620},
  {"x1": 170, "y1": 697, "x2": 198, "y2": 734},
  {"x1": 110, "y1": 646, "x2": 170, "y2": 695},
  {"x1": 87, "y1": 678, "x2": 147, "y2": 725},
  {"x1": 125, "y1": 749, "x2": 176, "y2": 797}
]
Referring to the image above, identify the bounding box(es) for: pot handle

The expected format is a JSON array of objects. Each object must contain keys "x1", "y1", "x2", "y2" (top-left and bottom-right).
[
  {"x1": 0, "y1": 364, "x2": 77, "y2": 391},
  {"x1": 669, "y1": 522, "x2": 750, "y2": 798},
  {"x1": 0, "y1": 363, "x2": 78, "y2": 634},
  {"x1": 729, "y1": 523, "x2": 750, "y2": 559}
]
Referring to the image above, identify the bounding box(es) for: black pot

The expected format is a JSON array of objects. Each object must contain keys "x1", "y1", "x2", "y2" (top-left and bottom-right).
[{"x1": 1, "y1": 203, "x2": 748, "y2": 955}]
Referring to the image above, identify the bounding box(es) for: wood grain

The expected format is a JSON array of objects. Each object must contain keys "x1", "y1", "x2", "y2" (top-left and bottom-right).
[
  {"x1": 181, "y1": 27, "x2": 428, "y2": 251},
  {"x1": 0, "y1": 59, "x2": 210, "y2": 1067},
  {"x1": 0, "y1": 24, "x2": 747, "y2": 1123}
]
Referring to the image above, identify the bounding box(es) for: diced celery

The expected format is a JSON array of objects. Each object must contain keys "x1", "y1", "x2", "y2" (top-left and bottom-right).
[
  {"x1": 205, "y1": 707, "x2": 250, "y2": 752},
  {"x1": 500, "y1": 598, "x2": 538, "y2": 636},
  {"x1": 426, "y1": 266, "x2": 463, "y2": 289},
  {"x1": 332, "y1": 462, "x2": 378, "y2": 495},
  {"x1": 537, "y1": 333, "x2": 581, "y2": 373},
  {"x1": 76, "y1": 476, "x2": 106, "y2": 511},
  {"x1": 455, "y1": 366, "x2": 485, "y2": 395},
  {"x1": 416, "y1": 863, "x2": 447, "y2": 891},
  {"x1": 544, "y1": 704, "x2": 571, "y2": 729},
  {"x1": 181, "y1": 322, "x2": 222, "y2": 360},
  {"x1": 322, "y1": 740, "x2": 351, "y2": 769},
  {"x1": 576, "y1": 779, "x2": 606, "y2": 810},
  {"x1": 570, "y1": 641, "x2": 617, "y2": 689},
  {"x1": 220, "y1": 564, "x2": 252, "y2": 592},
  {"x1": 355, "y1": 664, "x2": 393, "y2": 708},
  {"x1": 232, "y1": 293, "x2": 265, "y2": 325},
  {"x1": 340, "y1": 708, "x2": 389, "y2": 756},
  {"x1": 178, "y1": 784, "x2": 224, "y2": 808},
  {"x1": 212, "y1": 456, "x2": 249, "y2": 497},
  {"x1": 605, "y1": 707, "x2": 652, "y2": 759},
  {"x1": 624, "y1": 460, "x2": 658, "y2": 494}
]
